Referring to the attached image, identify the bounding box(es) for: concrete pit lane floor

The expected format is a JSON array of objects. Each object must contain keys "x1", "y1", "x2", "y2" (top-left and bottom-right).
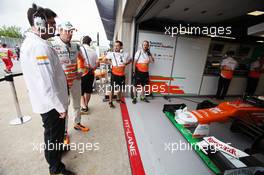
[
  {"x1": 0, "y1": 76, "x2": 131, "y2": 175},
  {"x1": 0, "y1": 75, "x2": 256, "y2": 175}
]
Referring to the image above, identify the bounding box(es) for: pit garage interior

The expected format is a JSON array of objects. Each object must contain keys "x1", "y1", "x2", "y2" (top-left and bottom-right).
[{"x1": 96, "y1": 0, "x2": 264, "y2": 175}]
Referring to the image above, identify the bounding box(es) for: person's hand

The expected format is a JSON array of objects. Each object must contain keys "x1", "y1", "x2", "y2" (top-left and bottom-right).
[
  {"x1": 86, "y1": 64, "x2": 91, "y2": 69},
  {"x1": 59, "y1": 111, "x2": 68, "y2": 119},
  {"x1": 147, "y1": 50, "x2": 151, "y2": 56},
  {"x1": 76, "y1": 72, "x2": 82, "y2": 80}
]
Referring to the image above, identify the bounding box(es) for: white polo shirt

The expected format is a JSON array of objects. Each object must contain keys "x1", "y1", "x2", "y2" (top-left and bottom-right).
[
  {"x1": 134, "y1": 49, "x2": 153, "y2": 64},
  {"x1": 106, "y1": 51, "x2": 131, "y2": 67},
  {"x1": 250, "y1": 60, "x2": 261, "y2": 71},
  {"x1": 221, "y1": 57, "x2": 237, "y2": 70},
  {"x1": 80, "y1": 44, "x2": 98, "y2": 68}
]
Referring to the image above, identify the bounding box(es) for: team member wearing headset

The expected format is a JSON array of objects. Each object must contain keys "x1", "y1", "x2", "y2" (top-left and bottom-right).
[
  {"x1": 132, "y1": 40, "x2": 154, "y2": 104},
  {"x1": 20, "y1": 4, "x2": 74, "y2": 175}
]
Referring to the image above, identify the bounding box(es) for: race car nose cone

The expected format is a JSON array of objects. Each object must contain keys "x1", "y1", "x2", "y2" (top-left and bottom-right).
[{"x1": 177, "y1": 111, "x2": 198, "y2": 125}]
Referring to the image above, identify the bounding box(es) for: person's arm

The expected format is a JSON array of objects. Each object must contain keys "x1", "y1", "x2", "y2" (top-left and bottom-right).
[
  {"x1": 125, "y1": 53, "x2": 132, "y2": 65},
  {"x1": 146, "y1": 49, "x2": 154, "y2": 63},
  {"x1": 125, "y1": 59, "x2": 132, "y2": 65},
  {"x1": 94, "y1": 52, "x2": 100, "y2": 69},
  {"x1": 133, "y1": 51, "x2": 139, "y2": 69},
  {"x1": 149, "y1": 54, "x2": 154, "y2": 63},
  {"x1": 33, "y1": 46, "x2": 68, "y2": 114}
]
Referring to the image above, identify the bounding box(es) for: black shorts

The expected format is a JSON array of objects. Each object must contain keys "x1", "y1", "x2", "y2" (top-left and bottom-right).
[
  {"x1": 134, "y1": 69, "x2": 149, "y2": 86},
  {"x1": 111, "y1": 74, "x2": 125, "y2": 91},
  {"x1": 81, "y1": 73, "x2": 94, "y2": 95}
]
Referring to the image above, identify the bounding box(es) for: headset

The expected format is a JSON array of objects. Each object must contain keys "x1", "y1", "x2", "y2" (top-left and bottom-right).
[
  {"x1": 32, "y1": 6, "x2": 47, "y2": 31},
  {"x1": 80, "y1": 36, "x2": 84, "y2": 45}
]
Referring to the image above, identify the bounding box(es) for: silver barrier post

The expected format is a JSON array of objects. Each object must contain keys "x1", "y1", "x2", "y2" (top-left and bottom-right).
[{"x1": 5, "y1": 73, "x2": 31, "y2": 125}]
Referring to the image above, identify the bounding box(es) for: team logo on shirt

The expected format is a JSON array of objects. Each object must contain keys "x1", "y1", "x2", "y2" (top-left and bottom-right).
[{"x1": 36, "y1": 55, "x2": 50, "y2": 65}]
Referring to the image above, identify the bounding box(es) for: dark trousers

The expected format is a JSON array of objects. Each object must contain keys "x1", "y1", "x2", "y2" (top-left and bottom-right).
[
  {"x1": 216, "y1": 76, "x2": 231, "y2": 99},
  {"x1": 40, "y1": 109, "x2": 66, "y2": 173},
  {"x1": 246, "y1": 77, "x2": 259, "y2": 96}
]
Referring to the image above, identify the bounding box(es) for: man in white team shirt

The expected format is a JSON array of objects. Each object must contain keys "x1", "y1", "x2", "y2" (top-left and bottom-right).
[
  {"x1": 79, "y1": 36, "x2": 99, "y2": 112},
  {"x1": 132, "y1": 40, "x2": 154, "y2": 104},
  {"x1": 245, "y1": 56, "x2": 264, "y2": 96},
  {"x1": 20, "y1": 4, "x2": 74, "y2": 175},
  {"x1": 105, "y1": 40, "x2": 132, "y2": 108},
  {"x1": 216, "y1": 51, "x2": 237, "y2": 99}
]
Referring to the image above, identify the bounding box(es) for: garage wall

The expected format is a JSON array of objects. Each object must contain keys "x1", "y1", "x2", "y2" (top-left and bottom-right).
[
  {"x1": 199, "y1": 74, "x2": 264, "y2": 96},
  {"x1": 137, "y1": 31, "x2": 211, "y2": 95},
  {"x1": 137, "y1": 31, "x2": 177, "y2": 78},
  {"x1": 199, "y1": 76, "x2": 248, "y2": 96},
  {"x1": 171, "y1": 36, "x2": 211, "y2": 95},
  {"x1": 255, "y1": 75, "x2": 264, "y2": 95}
]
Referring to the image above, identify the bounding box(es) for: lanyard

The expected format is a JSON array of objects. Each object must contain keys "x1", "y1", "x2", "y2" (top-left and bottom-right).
[
  {"x1": 65, "y1": 42, "x2": 72, "y2": 64},
  {"x1": 66, "y1": 46, "x2": 70, "y2": 57},
  {"x1": 113, "y1": 52, "x2": 123, "y2": 66},
  {"x1": 82, "y1": 46, "x2": 90, "y2": 65},
  {"x1": 61, "y1": 38, "x2": 71, "y2": 58},
  {"x1": 135, "y1": 51, "x2": 141, "y2": 64}
]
